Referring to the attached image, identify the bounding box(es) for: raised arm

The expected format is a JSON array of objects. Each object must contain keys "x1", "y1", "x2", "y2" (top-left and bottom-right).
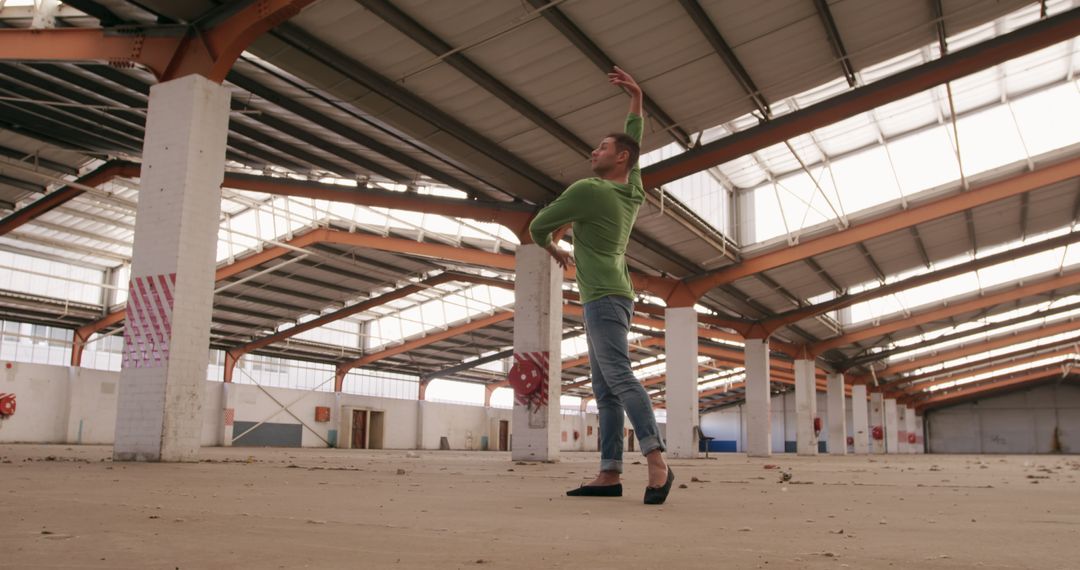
[
  {"x1": 609, "y1": 66, "x2": 643, "y2": 117},
  {"x1": 608, "y1": 66, "x2": 643, "y2": 188}
]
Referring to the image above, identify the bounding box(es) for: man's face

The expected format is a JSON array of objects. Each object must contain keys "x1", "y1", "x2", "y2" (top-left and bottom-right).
[{"x1": 590, "y1": 136, "x2": 625, "y2": 176}]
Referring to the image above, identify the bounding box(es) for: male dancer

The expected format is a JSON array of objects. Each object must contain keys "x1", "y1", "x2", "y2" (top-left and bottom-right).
[{"x1": 529, "y1": 66, "x2": 674, "y2": 505}]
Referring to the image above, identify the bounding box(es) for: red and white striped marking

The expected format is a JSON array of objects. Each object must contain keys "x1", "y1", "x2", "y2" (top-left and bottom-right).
[{"x1": 122, "y1": 273, "x2": 176, "y2": 369}]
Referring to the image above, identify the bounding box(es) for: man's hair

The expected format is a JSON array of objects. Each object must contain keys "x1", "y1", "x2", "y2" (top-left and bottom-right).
[{"x1": 605, "y1": 133, "x2": 640, "y2": 170}]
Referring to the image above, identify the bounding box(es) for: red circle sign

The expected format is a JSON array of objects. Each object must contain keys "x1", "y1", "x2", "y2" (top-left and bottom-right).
[
  {"x1": 0, "y1": 395, "x2": 14, "y2": 417},
  {"x1": 508, "y1": 359, "x2": 543, "y2": 396}
]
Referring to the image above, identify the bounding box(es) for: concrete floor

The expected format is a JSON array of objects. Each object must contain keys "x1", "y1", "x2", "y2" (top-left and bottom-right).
[{"x1": 1, "y1": 445, "x2": 1078, "y2": 569}]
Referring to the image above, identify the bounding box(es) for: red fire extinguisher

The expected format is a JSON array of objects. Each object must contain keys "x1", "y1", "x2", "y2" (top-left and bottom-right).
[{"x1": 813, "y1": 417, "x2": 822, "y2": 436}]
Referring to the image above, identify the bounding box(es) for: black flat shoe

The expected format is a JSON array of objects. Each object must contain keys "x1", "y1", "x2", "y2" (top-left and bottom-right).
[
  {"x1": 566, "y1": 483, "x2": 623, "y2": 497},
  {"x1": 643, "y1": 468, "x2": 674, "y2": 505}
]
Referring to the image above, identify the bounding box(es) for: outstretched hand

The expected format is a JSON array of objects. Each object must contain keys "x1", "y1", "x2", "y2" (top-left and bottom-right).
[{"x1": 608, "y1": 66, "x2": 641, "y2": 97}]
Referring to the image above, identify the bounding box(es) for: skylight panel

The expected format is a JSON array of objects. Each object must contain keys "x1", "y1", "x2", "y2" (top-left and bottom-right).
[
  {"x1": 830, "y1": 146, "x2": 903, "y2": 214},
  {"x1": 1010, "y1": 82, "x2": 1080, "y2": 156},
  {"x1": 874, "y1": 91, "x2": 939, "y2": 137},
  {"x1": 955, "y1": 106, "x2": 1028, "y2": 174},
  {"x1": 885, "y1": 126, "x2": 962, "y2": 194}
]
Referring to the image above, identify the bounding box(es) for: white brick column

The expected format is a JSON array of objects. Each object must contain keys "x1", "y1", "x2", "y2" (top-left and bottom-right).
[
  {"x1": 794, "y1": 359, "x2": 818, "y2": 455},
  {"x1": 904, "y1": 406, "x2": 917, "y2": 454},
  {"x1": 744, "y1": 338, "x2": 771, "y2": 457},
  {"x1": 897, "y1": 405, "x2": 910, "y2": 453},
  {"x1": 511, "y1": 244, "x2": 562, "y2": 462},
  {"x1": 869, "y1": 391, "x2": 885, "y2": 454},
  {"x1": 220, "y1": 382, "x2": 236, "y2": 447},
  {"x1": 851, "y1": 383, "x2": 870, "y2": 455},
  {"x1": 884, "y1": 398, "x2": 900, "y2": 455},
  {"x1": 914, "y1": 412, "x2": 925, "y2": 453},
  {"x1": 827, "y1": 373, "x2": 847, "y2": 455},
  {"x1": 113, "y1": 75, "x2": 229, "y2": 462},
  {"x1": 665, "y1": 306, "x2": 698, "y2": 459}
]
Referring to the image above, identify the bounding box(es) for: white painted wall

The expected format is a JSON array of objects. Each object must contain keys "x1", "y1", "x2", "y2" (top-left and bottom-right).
[
  {"x1": 702, "y1": 391, "x2": 848, "y2": 453},
  {"x1": 927, "y1": 383, "x2": 1080, "y2": 454},
  {"x1": 0, "y1": 362, "x2": 70, "y2": 443},
  {"x1": 0, "y1": 363, "x2": 603, "y2": 453}
]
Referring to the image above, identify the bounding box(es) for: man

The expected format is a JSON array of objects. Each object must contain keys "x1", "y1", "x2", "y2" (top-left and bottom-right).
[{"x1": 529, "y1": 66, "x2": 674, "y2": 505}]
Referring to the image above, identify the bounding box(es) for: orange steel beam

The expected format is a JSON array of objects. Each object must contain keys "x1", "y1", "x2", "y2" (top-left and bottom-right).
[
  {"x1": 631, "y1": 302, "x2": 752, "y2": 334},
  {"x1": 70, "y1": 309, "x2": 125, "y2": 368},
  {"x1": 324, "y1": 230, "x2": 679, "y2": 300},
  {"x1": 878, "y1": 339, "x2": 1080, "y2": 394},
  {"x1": 699, "y1": 382, "x2": 747, "y2": 400},
  {"x1": 909, "y1": 366, "x2": 1069, "y2": 411},
  {"x1": 71, "y1": 228, "x2": 330, "y2": 364},
  {"x1": 0, "y1": 160, "x2": 140, "y2": 237},
  {"x1": 565, "y1": 336, "x2": 667, "y2": 372},
  {"x1": 640, "y1": 10, "x2": 1080, "y2": 189},
  {"x1": 223, "y1": 271, "x2": 467, "y2": 381},
  {"x1": 761, "y1": 230, "x2": 1080, "y2": 335},
  {"x1": 895, "y1": 347, "x2": 1078, "y2": 398},
  {"x1": 695, "y1": 373, "x2": 841, "y2": 409},
  {"x1": 810, "y1": 269, "x2": 1080, "y2": 356},
  {"x1": 679, "y1": 155, "x2": 1080, "y2": 302},
  {"x1": 222, "y1": 172, "x2": 536, "y2": 240},
  {"x1": 0, "y1": 1, "x2": 315, "y2": 82},
  {"x1": 562, "y1": 360, "x2": 663, "y2": 392},
  {"x1": 492, "y1": 336, "x2": 669, "y2": 392},
  {"x1": 869, "y1": 317, "x2": 1080, "y2": 380},
  {"x1": 334, "y1": 310, "x2": 514, "y2": 390}
]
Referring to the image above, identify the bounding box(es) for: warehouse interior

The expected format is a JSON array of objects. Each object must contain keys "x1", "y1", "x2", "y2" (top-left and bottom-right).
[{"x1": 0, "y1": 0, "x2": 1078, "y2": 567}]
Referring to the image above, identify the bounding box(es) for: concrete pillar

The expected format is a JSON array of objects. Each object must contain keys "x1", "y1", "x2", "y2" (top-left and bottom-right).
[
  {"x1": 220, "y1": 382, "x2": 236, "y2": 447},
  {"x1": 113, "y1": 75, "x2": 229, "y2": 462},
  {"x1": 744, "y1": 338, "x2": 771, "y2": 457},
  {"x1": 326, "y1": 392, "x2": 340, "y2": 448},
  {"x1": 897, "y1": 405, "x2": 909, "y2": 453},
  {"x1": 826, "y1": 373, "x2": 847, "y2": 455},
  {"x1": 30, "y1": 0, "x2": 61, "y2": 29},
  {"x1": 665, "y1": 306, "x2": 698, "y2": 459},
  {"x1": 904, "y1": 406, "x2": 917, "y2": 454},
  {"x1": 915, "y1": 413, "x2": 925, "y2": 454},
  {"x1": 884, "y1": 398, "x2": 899, "y2": 454},
  {"x1": 794, "y1": 359, "x2": 818, "y2": 456},
  {"x1": 510, "y1": 244, "x2": 562, "y2": 462},
  {"x1": 416, "y1": 400, "x2": 427, "y2": 449},
  {"x1": 851, "y1": 383, "x2": 870, "y2": 454},
  {"x1": 869, "y1": 391, "x2": 885, "y2": 454}
]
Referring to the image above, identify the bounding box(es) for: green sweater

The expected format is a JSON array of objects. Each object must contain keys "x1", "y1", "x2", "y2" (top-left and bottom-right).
[{"x1": 529, "y1": 113, "x2": 644, "y2": 304}]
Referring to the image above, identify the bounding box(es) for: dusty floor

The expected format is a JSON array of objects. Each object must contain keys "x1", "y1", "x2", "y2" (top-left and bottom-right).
[{"x1": 0, "y1": 446, "x2": 1078, "y2": 569}]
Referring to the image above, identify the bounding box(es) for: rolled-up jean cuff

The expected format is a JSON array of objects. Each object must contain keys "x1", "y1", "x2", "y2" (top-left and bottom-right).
[
  {"x1": 639, "y1": 435, "x2": 665, "y2": 457},
  {"x1": 600, "y1": 459, "x2": 623, "y2": 473}
]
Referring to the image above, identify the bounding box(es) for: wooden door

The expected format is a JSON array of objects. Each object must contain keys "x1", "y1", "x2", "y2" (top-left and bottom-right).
[
  {"x1": 498, "y1": 420, "x2": 509, "y2": 451},
  {"x1": 351, "y1": 409, "x2": 368, "y2": 449}
]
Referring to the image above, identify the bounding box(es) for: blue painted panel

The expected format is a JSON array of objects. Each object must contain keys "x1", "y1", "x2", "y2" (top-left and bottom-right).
[
  {"x1": 233, "y1": 421, "x2": 302, "y2": 447},
  {"x1": 709, "y1": 440, "x2": 738, "y2": 452}
]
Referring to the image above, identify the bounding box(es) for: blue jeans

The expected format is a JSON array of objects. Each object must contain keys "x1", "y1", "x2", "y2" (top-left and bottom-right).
[{"x1": 584, "y1": 295, "x2": 666, "y2": 473}]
